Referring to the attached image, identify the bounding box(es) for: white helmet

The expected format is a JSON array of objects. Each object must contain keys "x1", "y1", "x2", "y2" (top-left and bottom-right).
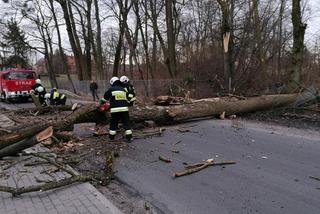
[
  {"x1": 35, "y1": 79, "x2": 41, "y2": 84},
  {"x1": 44, "y1": 93, "x2": 51, "y2": 99},
  {"x1": 37, "y1": 86, "x2": 44, "y2": 93},
  {"x1": 120, "y1": 76, "x2": 129, "y2": 83},
  {"x1": 110, "y1": 76, "x2": 119, "y2": 85}
]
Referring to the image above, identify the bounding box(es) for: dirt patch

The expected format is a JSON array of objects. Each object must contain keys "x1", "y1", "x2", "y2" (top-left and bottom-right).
[{"x1": 243, "y1": 107, "x2": 320, "y2": 131}]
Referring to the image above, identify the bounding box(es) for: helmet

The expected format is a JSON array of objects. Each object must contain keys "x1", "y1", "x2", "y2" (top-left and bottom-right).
[
  {"x1": 35, "y1": 79, "x2": 41, "y2": 84},
  {"x1": 37, "y1": 86, "x2": 44, "y2": 93},
  {"x1": 110, "y1": 76, "x2": 119, "y2": 85},
  {"x1": 120, "y1": 76, "x2": 129, "y2": 83},
  {"x1": 44, "y1": 93, "x2": 51, "y2": 99}
]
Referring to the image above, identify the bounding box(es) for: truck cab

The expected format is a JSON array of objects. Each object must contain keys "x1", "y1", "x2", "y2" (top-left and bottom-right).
[{"x1": 0, "y1": 69, "x2": 37, "y2": 101}]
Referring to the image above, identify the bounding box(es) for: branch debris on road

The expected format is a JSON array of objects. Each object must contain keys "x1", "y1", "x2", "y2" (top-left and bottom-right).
[
  {"x1": 309, "y1": 176, "x2": 320, "y2": 181},
  {"x1": 159, "y1": 155, "x2": 172, "y2": 163},
  {"x1": 173, "y1": 159, "x2": 236, "y2": 178}
]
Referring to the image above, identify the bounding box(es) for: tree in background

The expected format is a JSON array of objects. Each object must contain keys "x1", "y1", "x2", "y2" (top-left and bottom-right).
[
  {"x1": 1, "y1": 19, "x2": 30, "y2": 68},
  {"x1": 288, "y1": 0, "x2": 307, "y2": 91}
]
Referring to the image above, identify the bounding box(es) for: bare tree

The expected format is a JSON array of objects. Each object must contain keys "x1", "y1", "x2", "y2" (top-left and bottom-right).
[
  {"x1": 48, "y1": 0, "x2": 76, "y2": 92},
  {"x1": 288, "y1": 0, "x2": 307, "y2": 91}
]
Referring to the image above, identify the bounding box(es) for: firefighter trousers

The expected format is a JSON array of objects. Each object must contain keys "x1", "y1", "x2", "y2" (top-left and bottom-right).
[{"x1": 109, "y1": 111, "x2": 132, "y2": 140}]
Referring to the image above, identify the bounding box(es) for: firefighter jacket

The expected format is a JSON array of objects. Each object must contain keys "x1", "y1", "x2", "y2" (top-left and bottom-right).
[
  {"x1": 104, "y1": 82, "x2": 129, "y2": 113},
  {"x1": 50, "y1": 89, "x2": 66, "y2": 105},
  {"x1": 32, "y1": 83, "x2": 46, "y2": 96},
  {"x1": 123, "y1": 82, "x2": 136, "y2": 104}
]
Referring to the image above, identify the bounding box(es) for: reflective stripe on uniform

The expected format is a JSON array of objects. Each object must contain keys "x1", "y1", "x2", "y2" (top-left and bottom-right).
[
  {"x1": 128, "y1": 94, "x2": 134, "y2": 98},
  {"x1": 125, "y1": 130, "x2": 132, "y2": 135},
  {"x1": 109, "y1": 130, "x2": 117, "y2": 135},
  {"x1": 111, "y1": 91, "x2": 127, "y2": 101},
  {"x1": 130, "y1": 97, "x2": 136, "y2": 101},
  {"x1": 60, "y1": 94, "x2": 66, "y2": 99},
  {"x1": 110, "y1": 107, "x2": 129, "y2": 113}
]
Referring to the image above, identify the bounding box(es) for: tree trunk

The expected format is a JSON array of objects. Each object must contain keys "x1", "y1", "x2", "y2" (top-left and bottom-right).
[
  {"x1": 0, "y1": 105, "x2": 98, "y2": 149},
  {"x1": 165, "y1": 0, "x2": 177, "y2": 78},
  {"x1": 287, "y1": 0, "x2": 307, "y2": 91},
  {"x1": 113, "y1": 20, "x2": 125, "y2": 77},
  {"x1": 50, "y1": 0, "x2": 76, "y2": 93},
  {"x1": 57, "y1": 0, "x2": 85, "y2": 81},
  {"x1": 0, "y1": 127, "x2": 53, "y2": 158},
  {"x1": 217, "y1": 0, "x2": 235, "y2": 92},
  {"x1": 93, "y1": 0, "x2": 104, "y2": 80},
  {"x1": 85, "y1": 0, "x2": 93, "y2": 80},
  {"x1": 1, "y1": 94, "x2": 308, "y2": 149}
]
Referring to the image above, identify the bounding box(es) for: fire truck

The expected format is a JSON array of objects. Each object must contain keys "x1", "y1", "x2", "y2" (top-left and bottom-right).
[{"x1": 0, "y1": 69, "x2": 37, "y2": 101}]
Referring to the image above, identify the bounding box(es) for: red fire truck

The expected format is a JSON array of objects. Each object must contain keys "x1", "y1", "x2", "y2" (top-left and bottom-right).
[{"x1": 0, "y1": 69, "x2": 37, "y2": 101}]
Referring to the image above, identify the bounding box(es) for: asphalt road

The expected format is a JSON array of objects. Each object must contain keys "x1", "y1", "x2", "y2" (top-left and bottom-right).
[
  {"x1": 0, "y1": 98, "x2": 95, "y2": 110},
  {"x1": 114, "y1": 119, "x2": 320, "y2": 214},
  {"x1": 2, "y1": 100, "x2": 319, "y2": 214}
]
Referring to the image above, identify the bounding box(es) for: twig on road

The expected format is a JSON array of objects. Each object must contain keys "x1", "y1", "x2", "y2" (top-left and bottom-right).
[
  {"x1": 309, "y1": 176, "x2": 320, "y2": 181},
  {"x1": 159, "y1": 155, "x2": 172, "y2": 163},
  {"x1": 173, "y1": 159, "x2": 236, "y2": 178}
]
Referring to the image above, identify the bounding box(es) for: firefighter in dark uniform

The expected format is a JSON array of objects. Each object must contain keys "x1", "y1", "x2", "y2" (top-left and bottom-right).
[
  {"x1": 104, "y1": 76, "x2": 132, "y2": 142},
  {"x1": 120, "y1": 75, "x2": 136, "y2": 106},
  {"x1": 31, "y1": 79, "x2": 46, "y2": 106}
]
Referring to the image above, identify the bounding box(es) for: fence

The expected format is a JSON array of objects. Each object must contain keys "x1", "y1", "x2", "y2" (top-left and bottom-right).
[{"x1": 56, "y1": 79, "x2": 220, "y2": 99}]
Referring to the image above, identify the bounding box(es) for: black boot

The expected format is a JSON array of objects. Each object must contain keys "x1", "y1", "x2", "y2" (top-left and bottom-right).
[
  {"x1": 109, "y1": 135, "x2": 115, "y2": 141},
  {"x1": 125, "y1": 134, "x2": 132, "y2": 143}
]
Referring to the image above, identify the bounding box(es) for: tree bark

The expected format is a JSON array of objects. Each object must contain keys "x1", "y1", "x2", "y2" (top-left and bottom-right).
[
  {"x1": 57, "y1": 0, "x2": 85, "y2": 81},
  {"x1": 0, "y1": 105, "x2": 98, "y2": 149},
  {"x1": 1, "y1": 94, "x2": 307, "y2": 149},
  {"x1": 0, "y1": 127, "x2": 53, "y2": 158},
  {"x1": 287, "y1": 0, "x2": 307, "y2": 91},
  {"x1": 165, "y1": 0, "x2": 177, "y2": 78},
  {"x1": 217, "y1": 0, "x2": 235, "y2": 92},
  {"x1": 93, "y1": 0, "x2": 104, "y2": 80},
  {"x1": 49, "y1": 0, "x2": 76, "y2": 93}
]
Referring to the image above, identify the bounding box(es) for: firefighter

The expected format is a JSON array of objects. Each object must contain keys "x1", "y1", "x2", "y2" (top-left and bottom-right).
[
  {"x1": 32, "y1": 79, "x2": 43, "y2": 91},
  {"x1": 104, "y1": 76, "x2": 132, "y2": 142},
  {"x1": 50, "y1": 88, "x2": 67, "y2": 106},
  {"x1": 31, "y1": 79, "x2": 46, "y2": 106},
  {"x1": 120, "y1": 75, "x2": 136, "y2": 106}
]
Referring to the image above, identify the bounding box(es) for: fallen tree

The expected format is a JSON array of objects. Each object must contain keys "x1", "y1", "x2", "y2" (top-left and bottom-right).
[
  {"x1": 0, "y1": 127, "x2": 53, "y2": 158},
  {"x1": 0, "y1": 93, "x2": 316, "y2": 153}
]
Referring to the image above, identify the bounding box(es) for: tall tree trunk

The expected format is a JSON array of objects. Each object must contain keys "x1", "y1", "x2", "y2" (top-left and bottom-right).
[
  {"x1": 277, "y1": 0, "x2": 286, "y2": 77},
  {"x1": 93, "y1": 0, "x2": 103, "y2": 80},
  {"x1": 57, "y1": 0, "x2": 84, "y2": 81},
  {"x1": 50, "y1": 0, "x2": 76, "y2": 92},
  {"x1": 113, "y1": 19, "x2": 125, "y2": 77},
  {"x1": 288, "y1": 0, "x2": 307, "y2": 91},
  {"x1": 165, "y1": 0, "x2": 177, "y2": 78},
  {"x1": 148, "y1": 0, "x2": 172, "y2": 77},
  {"x1": 217, "y1": 0, "x2": 235, "y2": 93},
  {"x1": 85, "y1": 0, "x2": 93, "y2": 80},
  {"x1": 152, "y1": 30, "x2": 157, "y2": 77},
  {"x1": 134, "y1": 0, "x2": 153, "y2": 79},
  {"x1": 252, "y1": 0, "x2": 266, "y2": 76},
  {"x1": 68, "y1": 1, "x2": 87, "y2": 80},
  {"x1": 46, "y1": 30, "x2": 59, "y2": 88}
]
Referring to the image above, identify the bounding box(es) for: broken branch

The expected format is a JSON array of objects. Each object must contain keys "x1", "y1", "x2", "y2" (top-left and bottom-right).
[
  {"x1": 0, "y1": 175, "x2": 93, "y2": 196},
  {"x1": 173, "y1": 160, "x2": 236, "y2": 178},
  {"x1": 159, "y1": 155, "x2": 172, "y2": 163},
  {"x1": 309, "y1": 176, "x2": 320, "y2": 181}
]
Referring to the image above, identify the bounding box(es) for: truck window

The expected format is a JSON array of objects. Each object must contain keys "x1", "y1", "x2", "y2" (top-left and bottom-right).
[{"x1": 8, "y1": 72, "x2": 36, "y2": 80}]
